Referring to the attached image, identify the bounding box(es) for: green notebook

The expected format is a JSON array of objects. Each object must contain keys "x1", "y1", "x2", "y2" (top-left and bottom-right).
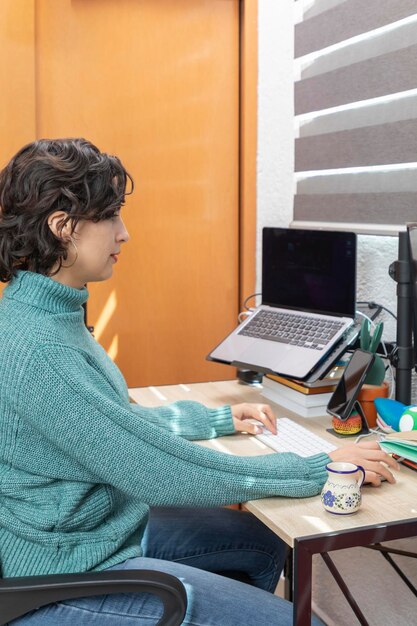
[{"x1": 380, "y1": 431, "x2": 417, "y2": 463}]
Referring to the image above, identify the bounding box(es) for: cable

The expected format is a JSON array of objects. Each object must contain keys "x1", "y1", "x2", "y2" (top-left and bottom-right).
[
  {"x1": 239, "y1": 292, "x2": 261, "y2": 322},
  {"x1": 357, "y1": 300, "x2": 397, "y2": 320},
  {"x1": 238, "y1": 311, "x2": 252, "y2": 323},
  {"x1": 354, "y1": 427, "x2": 382, "y2": 444},
  {"x1": 355, "y1": 309, "x2": 375, "y2": 329},
  {"x1": 243, "y1": 292, "x2": 261, "y2": 311}
]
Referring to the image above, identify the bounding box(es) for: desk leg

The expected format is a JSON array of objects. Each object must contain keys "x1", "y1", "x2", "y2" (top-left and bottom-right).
[
  {"x1": 284, "y1": 549, "x2": 293, "y2": 601},
  {"x1": 293, "y1": 539, "x2": 312, "y2": 626},
  {"x1": 291, "y1": 519, "x2": 417, "y2": 625}
]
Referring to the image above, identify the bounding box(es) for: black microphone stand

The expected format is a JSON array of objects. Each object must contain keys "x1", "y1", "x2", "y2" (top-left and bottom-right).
[{"x1": 388, "y1": 231, "x2": 414, "y2": 404}]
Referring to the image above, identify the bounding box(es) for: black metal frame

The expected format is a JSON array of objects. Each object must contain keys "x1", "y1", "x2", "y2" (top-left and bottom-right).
[
  {"x1": 388, "y1": 230, "x2": 415, "y2": 404},
  {"x1": 292, "y1": 517, "x2": 417, "y2": 626},
  {"x1": 0, "y1": 569, "x2": 187, "y2": 626},
  {"x1": 319, "y1": 544, "x2": 417, "y2": 626},
  {"x1": 367, "y1": 543, "x2": 417, "y2": 597}
]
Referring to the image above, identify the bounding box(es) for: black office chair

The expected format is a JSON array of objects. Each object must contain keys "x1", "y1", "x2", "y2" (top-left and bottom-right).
[{"x1": 0, "y1": 569, "x2": 187, "y2": 626}]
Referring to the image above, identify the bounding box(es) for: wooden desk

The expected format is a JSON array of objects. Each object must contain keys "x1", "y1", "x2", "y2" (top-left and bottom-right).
[{"x1": 129, "y1": 380, "x2": 417, "y2": 626}]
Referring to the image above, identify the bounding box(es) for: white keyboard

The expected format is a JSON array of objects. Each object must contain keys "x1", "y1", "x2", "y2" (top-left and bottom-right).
[{"x1": 256, "y1": 417, "x2": 337, "y2": 457}]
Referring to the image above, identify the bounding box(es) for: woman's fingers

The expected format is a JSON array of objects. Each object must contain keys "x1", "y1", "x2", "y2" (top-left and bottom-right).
[
  {"x1": 354, "y1": 447, "x2": 401, "y2": 471},
  {"x1": 232, "y1": 418, "x2": 258, "y2": 434},
  {"x1": 363, "y1": 461, "x2": 396, "y2": 484},
  {"x1": 363, "y1": 471, "x2": 382, "y2": 487},
  {"x1": 356, "y1": 441, "x2": 400, "y2": 463},
  {"x1": 231, "y1": 403, "x2": 277, "y2": 435},
  {"x1": 328, "y1": 442, "x2": 400, "y2": 486},
  {"x1": 256, "y1": 404, "x2": 277, "y2": 434}
]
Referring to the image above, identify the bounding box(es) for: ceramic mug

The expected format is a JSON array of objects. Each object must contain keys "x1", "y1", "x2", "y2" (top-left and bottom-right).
[{"x1": 321, "y1": 462, "x2": 365, "y2": 515}]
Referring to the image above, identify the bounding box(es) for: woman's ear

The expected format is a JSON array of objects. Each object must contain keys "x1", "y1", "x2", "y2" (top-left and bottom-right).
[{"x1": 48, "y1": 211, "x2": 71, "y2": 240}]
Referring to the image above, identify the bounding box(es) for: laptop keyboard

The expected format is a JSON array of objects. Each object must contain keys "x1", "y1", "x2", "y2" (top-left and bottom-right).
[
  {"x1": 256, "y1": 417, "x2": 337, "y2": 457},
  {"x1": 238, "y1": 310, "x2": 344, "y2": 350}
]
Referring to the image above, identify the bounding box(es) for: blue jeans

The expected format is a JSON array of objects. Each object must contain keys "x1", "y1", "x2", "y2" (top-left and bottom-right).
[
  {"x1": 10, "y1": 507, "x2": 320, "y2": 625},
  {"x1": 142, "y1": 507, "x2": 286, "y2": 592}
]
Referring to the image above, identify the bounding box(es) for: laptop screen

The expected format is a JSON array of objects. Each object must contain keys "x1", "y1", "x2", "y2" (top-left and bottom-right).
[{"x1": 262, "y1": 228, "x2": 357, "y2": 317}]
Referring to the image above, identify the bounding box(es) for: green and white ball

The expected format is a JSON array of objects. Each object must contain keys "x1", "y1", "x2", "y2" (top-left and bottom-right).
[{"x1": 399, "y1": 406, "x2": 417, "y2": 432}]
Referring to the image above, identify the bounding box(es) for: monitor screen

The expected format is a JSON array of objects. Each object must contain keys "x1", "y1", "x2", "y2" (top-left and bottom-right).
[{"x1": 262, "y1": 227, "x2": 357, "y2": 317}]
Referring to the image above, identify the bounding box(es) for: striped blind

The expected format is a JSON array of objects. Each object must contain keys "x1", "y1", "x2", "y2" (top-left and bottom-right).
[{"x1": 293, "y1": 0, "x2": 417, "y2": 235}]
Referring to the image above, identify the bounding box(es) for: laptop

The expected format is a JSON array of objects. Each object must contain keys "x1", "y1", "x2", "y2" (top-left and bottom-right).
[{"x1": 208, "y1": 227, "x2": 357, "y2": 380}]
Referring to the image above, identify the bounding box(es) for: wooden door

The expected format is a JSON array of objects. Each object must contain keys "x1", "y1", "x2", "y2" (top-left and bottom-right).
[
  {"x1": 0, "y1": 0, "x2": 37, "y2": 299},
  {"x1": 1, "y1": 0, "x2": 255, "y2": 388}
]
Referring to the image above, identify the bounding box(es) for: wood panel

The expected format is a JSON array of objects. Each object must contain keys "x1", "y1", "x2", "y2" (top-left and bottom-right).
[
  {"x1": 240, "y1": 0, "x2": 258, "y2": 307},
  {"x1": 0, "y1": 0, "x2": 36, "y2": 297},
  {"x1": 34, "y1": 0, "x2": 241, "y2": 386}
]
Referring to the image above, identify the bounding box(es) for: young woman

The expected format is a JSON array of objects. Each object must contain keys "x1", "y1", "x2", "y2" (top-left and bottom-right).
[{"x1": 0, "y1": 139, "x2": 398, "y2": 625}]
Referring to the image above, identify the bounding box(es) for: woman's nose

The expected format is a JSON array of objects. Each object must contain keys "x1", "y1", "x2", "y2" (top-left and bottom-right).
[{"x1": 117, "y1": 218, "x2": 130, "y2": 243}]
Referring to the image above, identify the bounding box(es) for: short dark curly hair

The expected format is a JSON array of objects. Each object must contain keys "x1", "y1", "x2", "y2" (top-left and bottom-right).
[{"x1": 0, "y1": 138, "x2": 133, "y2": 282}]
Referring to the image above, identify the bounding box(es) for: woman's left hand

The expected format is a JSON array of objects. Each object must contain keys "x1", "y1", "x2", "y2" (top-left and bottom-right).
[{"x1": 231, "y1": 403, "x2": 277, "y2": 435}]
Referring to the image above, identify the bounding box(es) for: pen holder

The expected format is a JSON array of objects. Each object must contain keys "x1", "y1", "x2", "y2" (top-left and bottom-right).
[{"x1": 357, "y1": 381, "x2": 389, "y2": 428}]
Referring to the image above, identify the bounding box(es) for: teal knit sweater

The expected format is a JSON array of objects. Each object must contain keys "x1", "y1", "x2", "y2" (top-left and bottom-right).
[{"x1": 0, "y1": 271, "x2": 329, "y2": 578}]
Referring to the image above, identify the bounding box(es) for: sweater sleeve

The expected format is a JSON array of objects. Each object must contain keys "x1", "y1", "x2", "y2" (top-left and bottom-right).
[
  {"x1": 130, "y1": 399, "x2": 235, "y2": 440},
  {"x1": 19, "y1": 345, "x2": 329, "y2": 506}
]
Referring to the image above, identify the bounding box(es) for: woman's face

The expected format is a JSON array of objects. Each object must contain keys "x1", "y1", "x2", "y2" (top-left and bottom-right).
[{"x1": 50, "y1": 212, "x2": 130, "y2": 288}]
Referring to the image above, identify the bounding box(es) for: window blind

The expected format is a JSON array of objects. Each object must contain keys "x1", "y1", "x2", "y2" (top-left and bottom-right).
[{"x1": 293, "y1": 0, "x2": 417, "y2": 235}]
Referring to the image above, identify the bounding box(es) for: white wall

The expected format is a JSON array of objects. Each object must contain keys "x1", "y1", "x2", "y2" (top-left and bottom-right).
[{"x1": 256, "y1": 0, "x2": 398, "y2": 344}]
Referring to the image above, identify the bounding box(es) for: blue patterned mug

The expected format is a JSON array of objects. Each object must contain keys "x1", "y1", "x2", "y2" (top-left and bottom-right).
[{"x1": 321, "y1": 462, "x2": 365, "y2": 515}]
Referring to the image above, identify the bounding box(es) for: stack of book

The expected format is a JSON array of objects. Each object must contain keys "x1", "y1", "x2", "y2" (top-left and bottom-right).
[{"x1": 261, "y1": 365, "x2": 345, "y2": 418}]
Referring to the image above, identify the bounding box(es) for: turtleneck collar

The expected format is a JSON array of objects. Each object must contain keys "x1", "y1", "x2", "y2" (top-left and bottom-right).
[{"x1": 4, "y1": 271, "x2": 89, "y2": 313}]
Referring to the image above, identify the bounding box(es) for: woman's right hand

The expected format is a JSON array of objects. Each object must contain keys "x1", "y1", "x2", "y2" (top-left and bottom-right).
[{"x1": 328, "y1": 440, "x2": 401, "y2": 486}]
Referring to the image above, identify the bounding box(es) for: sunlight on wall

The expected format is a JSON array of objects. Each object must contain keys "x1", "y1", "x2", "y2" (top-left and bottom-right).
[
  {"x1": 107, "y1": 334, "x2": 119, "y2": 361},
  {"x1": 94, "y1": 290, "x2": 117, "y2": 341},
  {"x1": 93, "y1": 289, "x2": 118, "y2": 360}
]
